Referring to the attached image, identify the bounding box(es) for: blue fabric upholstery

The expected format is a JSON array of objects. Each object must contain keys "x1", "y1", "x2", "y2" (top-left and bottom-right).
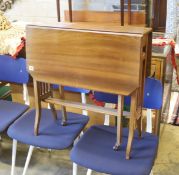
[
  {"x1": 93, "y1": 91, "x2": 131, "y2": 107},
  {"x1": 0, "y1": 100, "x2": 28, "y2": 132},
  {"x1": 94, "y1": 77, "x2": 163, "y2": 110},
  {"x1": 8, "y1": 109, "x2": 89, "y2": 149},
  {"x1": 53, "y1": 85, "x2": 90, "y2": 94},
  {"x1": 0, "y1": 55, "x2": 29, "y2": 84},
  {"x1": 143, "y1": 77, "x2": 163, "y2": 110},
  {"x1": 94, "y1": 92, "x2": 118, "y2": 104},
  {"x1": 71, "y1": 125, "x2": 158, "y2": 175}
]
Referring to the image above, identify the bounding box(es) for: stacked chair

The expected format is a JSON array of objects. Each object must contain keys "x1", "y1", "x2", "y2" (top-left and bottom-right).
[
  {"x1": 71, "y1": 77, "x2": 163, "y2": 175},
  {"x1": 7, "y1": 86, "x2": 89, "y2": 175},
  {"x1": 0, "y1": 55, "x2": 29, "y2": 139}
]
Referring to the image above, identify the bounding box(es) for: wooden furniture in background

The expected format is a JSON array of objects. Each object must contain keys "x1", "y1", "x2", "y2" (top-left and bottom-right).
[
  {"x1": 152, "y1": 0, "x2": 167, "y2": 32},
  {"x1": 56, "y1": 0, "x2": 148, "y2": 26},
  {"x1": 26, "y1": 22, "x2": 152, "y2": 159},
  {"x1": 127, "y1": 0, "x2": 131, "y2": 25},
  {"x1": 56, "y1": 0, "x2": 73, "y2": 22},
  {"x1": 120, "y1": 0, "x2": 124, "y2": 26},
  {"x1": 64, "y1": 11, "x2": 146, "y2": 25},
  {"x1": 151, "y1": 33, "x2": 174, "y2": 134},
  {"x1": 151, "y1": 58, "x2": 164, "y2": 81}
]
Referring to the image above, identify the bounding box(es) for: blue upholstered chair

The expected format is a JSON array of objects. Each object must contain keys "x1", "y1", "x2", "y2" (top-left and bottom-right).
[
  {"x1": 0, "y1": 56, "x2": 29, "y2": 137},
  {"x1": 0, "y1": 56, "x2": 30, "y2": 105},
  {"x1": 143, "y1": 78, "x2": 163, "y2": 133},
  {"x1": 92, "y1": 77, "x2": 163, "y2": 133},
  {"x1": 7, "y1": 87, "x2": 89, "y2": 175},
  {"x1": 71, "y1": 77, "x2": 163, "y2": 175}
]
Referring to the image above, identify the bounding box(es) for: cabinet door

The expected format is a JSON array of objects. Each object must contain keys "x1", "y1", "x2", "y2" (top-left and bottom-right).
[
  {"x1": 152, "y1": 0, "x2": 167, "y2": 32},
  {"x1": 151, "y1": 58, "x2": 163, "y2": 81}
]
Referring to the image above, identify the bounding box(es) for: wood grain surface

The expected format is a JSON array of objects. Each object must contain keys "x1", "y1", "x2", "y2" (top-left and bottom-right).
[{"x1": 26, "y1": 23, "x2": 151, "y2": 96}]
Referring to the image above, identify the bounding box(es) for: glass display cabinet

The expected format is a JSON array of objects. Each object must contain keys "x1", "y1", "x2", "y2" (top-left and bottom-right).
[{"x1": 57, "y1": 0, "x2": 149, "y2": 26}]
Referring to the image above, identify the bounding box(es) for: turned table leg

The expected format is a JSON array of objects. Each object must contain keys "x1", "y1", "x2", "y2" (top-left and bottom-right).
[
  {"x1": 113, "y1": 95, "x2": 124, "y2": 151},
  {"x1": 59, "y1": 85, "x2": 67, "y2": 126},
  {"x1": 34, "y1": 80, "x2": 42, "y2": 136},
  {"x1": 126, "y1": 89, "x2": 137, "y2": 159}
]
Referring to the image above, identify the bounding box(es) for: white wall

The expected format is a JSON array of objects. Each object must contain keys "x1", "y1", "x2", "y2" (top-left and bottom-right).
[
  {"x1": 5, "y1": 0, "x2": 68, "y2": 23},
  {"x1": 165, "y1": 0, "x2": 179, "y2": 34},
  {"x1": 4, "y1": 0, "x2": 118, "y2": 23},
  {"x1": 166, "y1": 0, "x2": 177, "y2": 34},
  {"x1": 4, "y1": 0, "x2": 99, "y2": 23}
]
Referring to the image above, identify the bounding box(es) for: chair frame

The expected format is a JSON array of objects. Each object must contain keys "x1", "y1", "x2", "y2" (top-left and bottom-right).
[{"x1": 10, "y1": 85, "x2": 88, "y2": 175}]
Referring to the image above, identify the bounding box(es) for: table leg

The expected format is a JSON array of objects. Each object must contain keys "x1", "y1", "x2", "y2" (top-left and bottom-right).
[
  {"x1": 49, "y1": 103, "x2": 58, "y2": 121},
  {"x1": 113, "y1": 95, "x2": 124, "y2": 151},
  {"x1": 136, "y1": 107, "x2": 142, "y2": 138},
  {"x1": 126, "y1": 90, "x2": 137, "y2": 159},
  {"x1": 34, "y1": 80, "x2": 41, "y2": 136},
  {"x1": 49, "y1": 84, "x2": 57, "y2": 121},
  {"x1": 59, "y1": 85, "x2": 67, "y2": 126}
]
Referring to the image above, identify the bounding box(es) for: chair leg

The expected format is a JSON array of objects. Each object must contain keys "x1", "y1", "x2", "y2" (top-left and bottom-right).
[
  {"x1": 81, "y1": 93, "x2": 88, "y2": 116},
  {"x1": 150, "y1": 170, "x2": 153, "y2": 175},
  {"x1": 104, "y1": 103, "x2": 116, "y2": 126},
  {"x1": 48, "y1": 149, "x2": 52, "y2": 152},
  {"x1": 73, "y1": 163, "x2": 78, "y2": 175},
  {"x1": 104, "y1": 114, "x2": 110, "y2": 126},
  {"x1": 146, "y1": 109, "x2": 152, "y2": 133},
  {"x1": 86, "y1": 169, "x2": 92, "y2": 175},
  {"x1": 22, "y1": 145, "x2": 34, "y2": 175},
  {"x1": 23, "y1": 84, "x2": 30, "y2": 105},
  {"x1": 11, "y1": 139, "x2": 17, "y2": 175},
  {"x1": 74, "y1": 134, "x2": 81, "y2": 145},
  {"x1": 80, "y1": 131, "x2": 84, "y2": 137},
  {"x1": 136, "y1": 114, "x2": 142, "y2": 138}
]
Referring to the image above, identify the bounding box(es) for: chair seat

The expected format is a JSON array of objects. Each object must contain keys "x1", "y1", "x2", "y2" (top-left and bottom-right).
[
  {"x1": 8, "y1": 108, "x2": 89, "y2": 150},
  {"x1": 0, "y1": 100, "x2": 28, "y2": 132},
  {"x1": 71, "y1": 125, "x2": 158, "y2": 175}
]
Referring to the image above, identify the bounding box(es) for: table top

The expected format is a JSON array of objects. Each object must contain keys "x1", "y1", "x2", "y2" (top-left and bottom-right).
[
  {"x1": 27, "y1": 22, "x2": 152, "y2": 35},
  {"x1": 26, "y1": 22, "x2": 150, "y2": 96}
]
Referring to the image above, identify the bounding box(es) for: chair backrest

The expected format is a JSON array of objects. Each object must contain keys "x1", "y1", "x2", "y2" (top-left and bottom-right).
[
  {"x1": 143, "y1": 77, "x2": 163, "y2": 110},
  {"x1": 93, "y1": 91, "x2": 131, "y2": 112},
  {"x1": 64, "y1": 86, "x2": 90, "y2": 94},
  {"x1": 0, "y1": 56, "x2": 29, "y2": 84},
  {"x1": 93, "y1": 91, "x2": 118, "y2": 104},
  {"x1": 53, "y1": 85, "x2": 89, "y2": 94},
  {"x1": 93, "y1": 77, "x2": 163, "y2": 110}
]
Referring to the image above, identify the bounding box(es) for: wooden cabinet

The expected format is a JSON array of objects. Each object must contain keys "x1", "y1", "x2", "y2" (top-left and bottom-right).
[
  {"x1": 151, "y1": 58, "x2": 164, "y2": 81},
  {"x1": 152, "y1": 0, "x2": 167, "y2": 32}
]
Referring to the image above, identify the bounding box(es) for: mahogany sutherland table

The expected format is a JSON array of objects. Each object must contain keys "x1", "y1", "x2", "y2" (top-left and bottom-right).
[{"x1": 26, "y1": 22, "x2": 152, "y2": 159}]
